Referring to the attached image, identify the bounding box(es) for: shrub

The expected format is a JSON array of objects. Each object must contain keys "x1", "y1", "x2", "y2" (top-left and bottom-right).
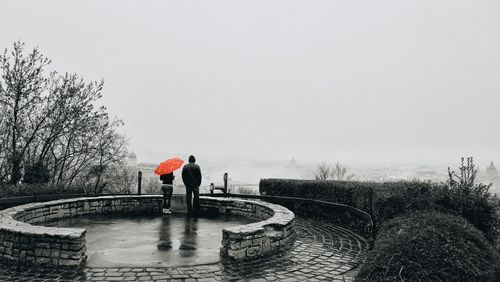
[
  {"x1": 259, "y1": 178, "x2": 437, "y2": 223},
  {"x1": 23, "y1": 162, "x2": 50, "y2": 184},
  {"x1": 231, "y1": 185, "x2": 259, "y2": 195},
  {"x1": 0, "y1": 183, "x2": 85, "y2": 197},
  {"x1": 435, "y1": 157, "x2": 500, "y2": 242},
  {"x1": 103, "y1": 166, "x2": 137, "y2": 194},
  {"x1": 434, "y1": 184, "x2": 500, "y2": 243},
  {"x1": 144, "y1": 178, "x2": 162, "y2": 194},
  {"x1": 356, "y1": 211, "x2": 500, "y2": 282},
  {"x1": 259, "y1": 178, "x2": 376, "y2": 210},
  {"x1": 259, "y1": 178, "x2": 500, "y2": 243}
]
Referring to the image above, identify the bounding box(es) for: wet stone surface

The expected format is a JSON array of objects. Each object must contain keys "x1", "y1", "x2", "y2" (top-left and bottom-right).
[
  {"x1": 40, "y1": 214, "x2": 256, "y2": 267},
  {"x1": 0, "y1": 196, "x2": 296, "y2": 266},
  {"x1": 0, "y1": 217, "x2": 366, "y2": 281}
]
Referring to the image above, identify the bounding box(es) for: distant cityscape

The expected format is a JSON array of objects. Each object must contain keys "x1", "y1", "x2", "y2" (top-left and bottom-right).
[{"x1": 125, "y1": 152, "x2": 500, "y2": 195}]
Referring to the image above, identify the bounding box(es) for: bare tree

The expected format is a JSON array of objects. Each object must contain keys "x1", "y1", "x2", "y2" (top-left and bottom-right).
[
  {"x1": 314, "y1": 162, "x2": 331, "y2": 180},
  {"x1": 0, "y1": 41, "x2": 128, "y2": 193},
  {"x1": 86, "y1": 118, "x2": 127, "y2": 194},
  {"x1": 104, "y1": 166, "x2": 137, "y2": 194},
  {"x1": 0, "y1": 104, "x2": 9, "y2": 184},
  {"x1": 34, "y1": 73, "x2": 108, "y2": 187},
  {"x1": 331, "y1": 161, "x2": 356, "y2": 181},
  {"x1": 144, "y1": 178, "x2": 162, "y2": 194},
  {"x1": 314, "y1": 161, "x2": 355, "y2": 181},
  {"x1": 0, "y1": 41, "x2": 50, "y2": 184}
]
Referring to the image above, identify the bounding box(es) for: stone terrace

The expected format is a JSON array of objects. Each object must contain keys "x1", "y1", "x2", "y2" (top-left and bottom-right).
[
  {"x1": 0, "y1": 195, "x2": 296, "y2": 266},
  {"x1": 0, "y1": 216, "x2": 367, "y2": 281}
]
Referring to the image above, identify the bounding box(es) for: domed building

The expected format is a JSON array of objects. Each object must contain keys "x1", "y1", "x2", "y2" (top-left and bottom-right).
[
  {"x1": 127, "y1": 151, "x2": 138, "y2": 168},
  {"x1": 485, "y1": 161, "x2": 498, "y2": 184}
]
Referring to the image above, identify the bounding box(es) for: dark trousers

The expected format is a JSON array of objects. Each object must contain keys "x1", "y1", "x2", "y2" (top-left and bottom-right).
[
  {"x1": 162, "y1": 185, "x2": 173, "y2": 209},
  {"x1": 185, "y1": 186, "x2": 200, "y2": 215}
]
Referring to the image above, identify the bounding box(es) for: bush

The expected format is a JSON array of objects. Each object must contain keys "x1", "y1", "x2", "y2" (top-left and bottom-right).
[
  {"x1": 230, "y1": 185, "x2": 259, "y2": 195},
  {"x1": 23, "y1": 162, "x2": 50, "y2": 184},
  {"x1": 102, "y1": 166, "x2": 137, "y2": 194},
  {"x1": 0, "y1": 183, "x2": 85, "y2": 197},
  {"x1": 259, "y1": 178, "x2": 500, "y2": 243},
  {"x1": 144, "y1": 178, "x2": 162, "y2": 194},
  {"x1": 356, "y1": 211, "x2": 500, "y2": 282},
  {"x1": 259, "y1": 178, "x2": 376, "y2": 210},
  {"x1": 435, "y1": 185, "x2": 500, "y2": 243},
  {"x1": 436, "y1": 157, "x2": 500, "y2": 242},
  {"x1": 259, "y1": 178, "x2": 437, "y2": 222}
]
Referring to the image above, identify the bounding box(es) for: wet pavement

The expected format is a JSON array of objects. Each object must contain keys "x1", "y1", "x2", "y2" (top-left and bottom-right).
[
  {"x1": 2, "y1": 217, "x2": 367, "y2": 281},
  {"x1": 41, "y1": 214, "x2": 254, "y2": 267}
]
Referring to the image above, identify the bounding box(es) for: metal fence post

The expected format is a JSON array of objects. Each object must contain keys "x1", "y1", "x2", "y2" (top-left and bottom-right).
[
  {"x1": 223, "y1": 173, "x2": 228, "y2": 195},
  {"x1": 137, "y1": 171, "x2": 142, "y2": 195}
]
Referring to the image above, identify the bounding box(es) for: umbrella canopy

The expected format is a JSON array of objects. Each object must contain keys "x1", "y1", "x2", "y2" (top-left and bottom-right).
[{"x1": 154, "y1": 157, "x2": 184, "y2": 175}]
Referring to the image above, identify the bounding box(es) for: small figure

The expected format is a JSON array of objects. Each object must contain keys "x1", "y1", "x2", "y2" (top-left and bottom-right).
[{"x1": 160, "y1": 172, "x2": 175, "y2": 214}]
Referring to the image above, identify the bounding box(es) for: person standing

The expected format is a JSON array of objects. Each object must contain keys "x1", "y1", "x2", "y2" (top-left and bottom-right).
[
  {"x1": 160, "y1": 172, "x2": 175, "y2": 214},
  {"x1": 182, "y1": 155, "x2": 202, "y2": 216}
]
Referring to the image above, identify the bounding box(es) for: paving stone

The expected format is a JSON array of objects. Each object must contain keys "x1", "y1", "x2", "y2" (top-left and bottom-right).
[
  {"x1": 198, "y1": 278, "x2": 218, "y2": 282},
  {"x1": 151, "y1": 275, "x2": 170, "y2": 280}
]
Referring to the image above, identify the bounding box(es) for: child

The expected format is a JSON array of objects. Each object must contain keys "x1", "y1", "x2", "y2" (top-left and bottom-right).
[{"x1": 160, "y1": 172, "x2": 175, "y2": 214}]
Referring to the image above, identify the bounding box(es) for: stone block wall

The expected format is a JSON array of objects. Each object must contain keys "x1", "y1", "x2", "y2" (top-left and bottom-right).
[
  {"x1": 0, "y1": 195, "x2": 296, "y2": 266},
  {"x1": 0, "y1": 195, "x2": 165, "y2": 267},
  {"x1": 201, "y1": 198, "x2": 296, "y2": 260}
]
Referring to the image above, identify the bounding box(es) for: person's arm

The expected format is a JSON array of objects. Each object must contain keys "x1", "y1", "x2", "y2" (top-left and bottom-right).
[
  {"x1": 195, "y1": 166, "x2": 202, "y2": 187},
  {"x1": 182, "y1": 167, "x2": 187, "y2": 184}
]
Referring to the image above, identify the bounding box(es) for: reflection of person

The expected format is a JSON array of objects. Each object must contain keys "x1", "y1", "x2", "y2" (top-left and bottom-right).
[
  {"x1": 160, "y1": 172, "x2": 174, "y2": 214},
  {"x1": 157, "y1": 216, "x2": 172, "y2": 251},
  {"x1": 182, "y1": 155, "x2": 202, "y2": 216},
  {"x1": 179, "y1": 216, "x2": 198, "y2": 256}
]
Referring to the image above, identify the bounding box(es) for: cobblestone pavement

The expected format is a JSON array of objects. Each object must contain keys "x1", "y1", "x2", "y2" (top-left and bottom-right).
[{"x1": 0, "y1": 217, "x2": 367, "y2": 281}]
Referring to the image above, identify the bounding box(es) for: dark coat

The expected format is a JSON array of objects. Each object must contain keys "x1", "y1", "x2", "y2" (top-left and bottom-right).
[
  {"x1": 182, "y1": 162, "x2": 202, "y2": 187},
  {"x1": 160, "y1": 173, "x2": 175, "y2": 185}
]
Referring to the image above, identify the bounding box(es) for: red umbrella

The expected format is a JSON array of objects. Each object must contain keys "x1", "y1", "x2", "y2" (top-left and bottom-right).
[{"x1": 154, "y1": 157, "x2": 184, "y2": 175}]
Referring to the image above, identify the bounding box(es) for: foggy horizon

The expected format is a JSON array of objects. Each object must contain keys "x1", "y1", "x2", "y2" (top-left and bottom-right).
[{"x1": 2, "y1": 0, "x2": 499, "y2": 167}]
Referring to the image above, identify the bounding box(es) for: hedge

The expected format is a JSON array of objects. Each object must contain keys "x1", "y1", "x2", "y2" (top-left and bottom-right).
[
  {"x1": 259, "y1": 178, "x2": 500, "y2": 243},
  {"x1": 0, "y1": 183, "x2": 86, "y2": 198},
  {"x1": 259, "y1": 179, "x2": 437, "y2": 223},
  {"x1": 355, "y1": 211, "x2": 500, "y2": 281}
]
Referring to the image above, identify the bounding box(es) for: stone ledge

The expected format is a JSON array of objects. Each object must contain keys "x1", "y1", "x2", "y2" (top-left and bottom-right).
[
  {"x1": 0, "y1": 195, "x2": 296, "y2": 266},
  {"x1": 215, "y1": 198, "x2": 296, "y2": 260}
]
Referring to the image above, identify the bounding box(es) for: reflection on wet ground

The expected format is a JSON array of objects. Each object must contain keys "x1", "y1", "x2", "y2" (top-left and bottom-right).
[{"x1": 41, "y1": 213, "x2": 254, "y2": 267}]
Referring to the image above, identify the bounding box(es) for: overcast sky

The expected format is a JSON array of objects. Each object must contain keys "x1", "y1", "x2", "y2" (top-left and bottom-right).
[{"x1": 1, "y1": 1, "x2": 499, "y2": 165}]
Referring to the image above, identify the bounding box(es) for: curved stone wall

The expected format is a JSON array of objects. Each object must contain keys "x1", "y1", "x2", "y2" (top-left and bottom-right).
[
  {"x1": 202, "y1": 197, "x2": 296, "y2": 259},
  {"x1": 0, "y1": 195, "x2": 295, "y2": 266}
]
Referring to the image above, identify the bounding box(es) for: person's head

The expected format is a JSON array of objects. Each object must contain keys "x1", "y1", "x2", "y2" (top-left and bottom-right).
[{"x1": 188, "y1": 155, "x2": 196, "y2": 163}]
